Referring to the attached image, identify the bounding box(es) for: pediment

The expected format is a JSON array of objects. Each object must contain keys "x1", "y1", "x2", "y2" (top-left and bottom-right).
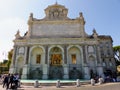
[{"x1": 44, "y1": 3, "x2": 69, "y2": 20}]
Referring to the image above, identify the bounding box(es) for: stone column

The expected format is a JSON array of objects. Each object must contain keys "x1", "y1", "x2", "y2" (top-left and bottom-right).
[
  {"x1": 97, "y1": 66, "x2": 103, "y2": 77},
  {"x1": 25, "y1": 46, "x2": 30, "y2": 64},
  {"x1": 63, "y1": 64, "x2": 69, "y2": 79},
  {"x1": 21, "y1": 46, "x2": 30, "y2": 79},
  {"x1": 12, "y1": 46, "x2": 17, "y2": 66},
  {"x1": 63, "y1": 45, "x2": 69, "y2": 79},
  {"x1": 45, "y1": 45, "x2": 48, "y2": 64},
  {"x1": 84, "y1": 66, "x2": 90, "y2": 79},
  {"x1": 64, "y1": 45, "x2": 67, "y2": 64},
  {"x1": 42, "y1": 64, "x2": 48, "y2": 79},
  {"x1": 85, "y1": 45, "x2": 89, "y2": 64},
  {"x1": 82, "y1": 45, "x2": 87, "y2": 64},
  {"x1": 24, "y1": 47, "x2": 27, "y2": 64},
  {"x1": 42, "y1": 45, "x2": 48, "y2": 79},
  {"x1": 21, "y1": 64, "x2": 29, "y2": 79},
  {"x1": 96, "y1": 45, "x2": 100, "y2": 64},
  {"x1": 83, "y1": 45, "x2": 90, "y2": 79},
  {"x1": 9, "y1": 46, "x2": 17, "y2": 74}
]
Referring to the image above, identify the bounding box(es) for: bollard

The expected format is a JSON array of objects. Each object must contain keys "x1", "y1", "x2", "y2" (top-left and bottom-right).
[
  {"x1": 76, "y1": 79, "x2": 80, "y2": 87},
  {"x1": 98, "y1": 77, "x2": 104, "y2": 84},
  {"x1": 91, "y1": 79, "x2": 95, "y2": 86},
  {"x1": 56, "y1": 80, "x2": 60, "y2": 88},
  {"x1": 34, "y1": 80, "x2": 39, "y2": 88}
]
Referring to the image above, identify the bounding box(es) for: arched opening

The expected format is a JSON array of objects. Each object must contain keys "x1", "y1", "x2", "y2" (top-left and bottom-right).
[
  {"x1": 68, "y1": 46, "x2": 82, "y2": 79},
  {"x1": 68, "y1": 46, "x2": 81, "y2": 64},
  {"x1": 49, "y1": 47, "x2": 63, "y2": 66},
  {"x1": 49, "y1": 47, "x2": 63, "y2": 79},
  {"x1": 30, "y1": 47, "x2": 44, "y2": 65},
  {"x1": 29, "y1": 47, "x2": 44, "y2": 79}
]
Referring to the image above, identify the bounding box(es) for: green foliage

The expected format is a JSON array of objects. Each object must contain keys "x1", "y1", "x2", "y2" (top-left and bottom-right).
[
  {"x1": 7, "y1": 60, "x2": 11, "y2": 69},
  {"x1": 113, "y1": 46, "x2": 120, "y2": 51},
  {"x1": 0, "y1": 49, "x2": 13, "y2": 74},
  {"x1": 116, "y1": 60, "x2": 120, "y2": 66},
  {"x1": 7, "y1": 49, "x2": 13, "y2": 69},
  {"x1": 8, "y1": 49, "x2": 13, "y2": 61}
]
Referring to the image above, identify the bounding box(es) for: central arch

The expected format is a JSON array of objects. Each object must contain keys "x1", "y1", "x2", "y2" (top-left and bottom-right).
[{"x1": 49, "y1": 46, "x2": 64, "y2": 79}]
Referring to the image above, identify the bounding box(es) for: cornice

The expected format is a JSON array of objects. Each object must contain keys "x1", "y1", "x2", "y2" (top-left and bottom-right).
[{"x1": 14, "y1": 37, "x2": 99, "y2": 46}]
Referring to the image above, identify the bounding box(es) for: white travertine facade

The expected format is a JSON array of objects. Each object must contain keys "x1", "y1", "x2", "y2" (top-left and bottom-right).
[{"x1": 9, "y1": 3, "x2": 116, "y2": 80}]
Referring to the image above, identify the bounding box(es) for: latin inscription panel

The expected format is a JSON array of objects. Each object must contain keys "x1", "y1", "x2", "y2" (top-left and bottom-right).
[{"x1": 32, "y1": 23, "x2": 83, "y2": 37}]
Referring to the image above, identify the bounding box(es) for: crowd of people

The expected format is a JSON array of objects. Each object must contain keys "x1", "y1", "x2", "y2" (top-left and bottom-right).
[{"x1": 0, "y1": 73, "x2": 20, "y2": 89}]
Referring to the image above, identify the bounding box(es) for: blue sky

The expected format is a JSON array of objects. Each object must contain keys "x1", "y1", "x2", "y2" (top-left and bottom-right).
[{"x1": 0, "y1": 0, "x2": 120, "y2": 61}]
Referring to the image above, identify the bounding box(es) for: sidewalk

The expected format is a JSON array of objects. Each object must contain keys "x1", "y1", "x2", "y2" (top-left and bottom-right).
[{"x1": 0, "y1": 82, "x2": 120, "y2": 90}]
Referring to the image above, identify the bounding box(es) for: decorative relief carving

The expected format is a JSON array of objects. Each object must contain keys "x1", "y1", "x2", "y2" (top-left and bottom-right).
[
  {"x1": 49, "y1": 47, "x2": 63, "y2": 66},
  {"x1": 88, "y1": 46, "x2": 94, "y2": 53},
  {"x1": 50, "y1": 54, "x2": 62, "y2": 65},
  {"x1": 18, "y1": 47, "x2": 25, "y2": 54},
  {"x1": 44, "y1": 3, "x2": 68, "y2": 20}
]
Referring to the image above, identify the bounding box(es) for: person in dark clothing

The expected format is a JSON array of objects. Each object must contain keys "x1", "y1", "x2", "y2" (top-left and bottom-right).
[
  {"x1": 13, "y1": 73, "x2": 19, "y2": 88},
  {"x1": 9, "y1": 74, "x2": 14, "y2": 89},
  {"x1": 3, "y1": 75, "x2": 8, "y2": 88},
  {"x1": 3, "y1": 74, "x2": 10, "y2": 89}
]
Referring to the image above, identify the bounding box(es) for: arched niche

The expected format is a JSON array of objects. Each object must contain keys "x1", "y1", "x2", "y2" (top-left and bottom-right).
[
  {"x1": 30, "y1": 46, "x2": 45, "y2": 65},
  {"x1": 68, "y1": 46, "x2": 81, "y2": 64},
  {"x1": 49, "y1": 47, "x2": 63, "y2": 65}
]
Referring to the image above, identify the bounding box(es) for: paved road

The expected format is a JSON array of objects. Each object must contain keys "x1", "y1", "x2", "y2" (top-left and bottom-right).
[{"x1": 0, "y1": 82, "x2": 120, "y2": 90}]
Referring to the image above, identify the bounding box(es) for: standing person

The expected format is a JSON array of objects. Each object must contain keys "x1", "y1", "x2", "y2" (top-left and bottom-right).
[
  {"x1": 3, "y1": 74, "x2": 10, "y2": 89},
  {"x1": 0, "y1": 74, "x2": 1, "y2": 79},
  {"x1": 0, "y1": 74, "x2": 2, "y2": 82},
  {"x1": 9, "y1": 74, "x2": 14, "y2": 89},
  {"x1": 6, "y1": 74, "x2": 10, "y2": 89},
  {"x1": 2, "y1": 74, "x2": 7, "y2": 88},
  {"x1": 14, "y1": 73, "x2": 19, "y2": 88}
]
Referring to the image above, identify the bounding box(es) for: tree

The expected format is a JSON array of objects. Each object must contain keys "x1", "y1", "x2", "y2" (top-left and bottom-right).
[
  {"x1": 0, "y1": 49, "x2": 13, "y2": 74},
  {"x1": 113, "y1": 46, "x2": 120, "y2": 65}
]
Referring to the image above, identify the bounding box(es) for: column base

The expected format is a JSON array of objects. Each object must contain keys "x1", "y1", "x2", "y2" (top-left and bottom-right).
[
  {"x1": 21, "y1": 74, "x2": 28, "y2": 79},
  {"x1": 42, "y1": 74, "x2": 48, "y2": 80},
  {"x1": 63, "y1": 74, "x2": 69, "y2": 79},
  {"x1": 21, "y1": 65, "x2": 29, "y2": 79},
  {"x1": 97, "y1": 66, "x2": 103, "y2": 76},
  {"x1": 84, "y1": 66, "x2": 90, "y2": 79},
  {"x1": 42, "y1": 65, "x2": 48, "y2": 79}
]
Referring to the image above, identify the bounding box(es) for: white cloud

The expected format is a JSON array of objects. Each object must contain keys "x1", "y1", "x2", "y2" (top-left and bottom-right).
[{"x1": 0, "y1": 17, "x2": 27, "y2": 61}]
